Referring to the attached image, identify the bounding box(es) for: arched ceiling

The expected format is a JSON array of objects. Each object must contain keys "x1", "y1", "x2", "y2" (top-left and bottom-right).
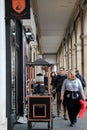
[
  {"x1": 32, "y1": 0, "x2": 80, "y2": 55},
  {"x1": 23, "y1": 0, "x2": 80, "y2": 55}
]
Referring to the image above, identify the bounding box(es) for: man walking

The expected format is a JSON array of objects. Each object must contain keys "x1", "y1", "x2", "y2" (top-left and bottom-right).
[{"x1": 53, "y1": 67, "x2": 67, "y2": 119}]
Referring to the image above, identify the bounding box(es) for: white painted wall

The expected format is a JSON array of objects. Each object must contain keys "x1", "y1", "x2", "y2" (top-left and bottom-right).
[{"x1": 0, "y1": 0, "x2": 7, "y2": 130}]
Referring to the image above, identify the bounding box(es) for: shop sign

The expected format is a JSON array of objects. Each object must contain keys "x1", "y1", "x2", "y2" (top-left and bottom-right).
[{"x1": 5, "y1": 0, "x2": 30, "y2": 19}]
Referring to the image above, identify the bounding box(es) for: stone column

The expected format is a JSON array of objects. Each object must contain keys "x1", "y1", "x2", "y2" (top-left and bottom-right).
[{"x1": 0, "y1": 0, "x2": 7, "y2": 130}]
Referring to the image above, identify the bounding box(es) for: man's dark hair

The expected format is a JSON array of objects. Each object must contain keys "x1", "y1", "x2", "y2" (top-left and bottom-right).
[
  {"x1": 59, "y1": 67, "x2": 65, "y2": 70},
  {"x1": 75, "y1": 70, "x2": 79, "y2": 73}
]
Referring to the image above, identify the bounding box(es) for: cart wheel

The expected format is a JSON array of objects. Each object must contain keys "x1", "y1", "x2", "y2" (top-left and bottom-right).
[
  {"x1": 48, "y1": 121, "x2": 50, "y2": 130},
  {"x1": 28, "y1": 121, "x2": 32, "y2": 130}
]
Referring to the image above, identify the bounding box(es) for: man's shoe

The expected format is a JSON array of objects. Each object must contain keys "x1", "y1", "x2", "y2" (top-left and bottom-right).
[
  {"x1": 64, "y1": 115, "x2": 68, "y2": 120},
  {"x1": 64, "y1": 117, "x2": 68, "y2": 120}
]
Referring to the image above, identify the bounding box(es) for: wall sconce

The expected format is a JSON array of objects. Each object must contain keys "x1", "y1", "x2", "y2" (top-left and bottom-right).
[
  {"x1": 29, "y1": 33, "x2": 34, "y2": 41},
  {"x1": 25, "y1": 28, "x2": 32, "y2": 36},
  {"x1": 12, "y1": 30, "x2": 16, "y2": 36},
  {"x1": 25, "y1": 28, "x2": 34, "y2": 41}
]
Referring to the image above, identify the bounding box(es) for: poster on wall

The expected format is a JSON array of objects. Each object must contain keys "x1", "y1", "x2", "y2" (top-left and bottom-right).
[{"x1": 5, "y1": 0, "x2": 30, "y2": 19}]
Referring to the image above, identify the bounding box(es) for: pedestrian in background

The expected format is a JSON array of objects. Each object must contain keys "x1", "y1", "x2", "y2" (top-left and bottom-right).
[
  {"x1": 75, "y1": 70, "x2": 86, "y2": 90},
  {"x1": 51, "y1": 71, "x2": 56, "y2": 99},
  {"x1": 54, "y1": 67, "x2": 67, "y2": 119},
  {"x1": 50, "y1": 71, "x2": 56, "y2": 118}
]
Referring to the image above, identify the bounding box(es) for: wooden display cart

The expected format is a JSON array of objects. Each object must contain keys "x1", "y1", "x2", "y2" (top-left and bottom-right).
[{"x1": 26, "y1": 58, "x2": 53, "y2": 130}]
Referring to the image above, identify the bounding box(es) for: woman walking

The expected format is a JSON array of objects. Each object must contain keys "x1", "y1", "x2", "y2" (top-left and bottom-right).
[{"x1": 61, "y1": 70, "x2": 86, "y2": 126}]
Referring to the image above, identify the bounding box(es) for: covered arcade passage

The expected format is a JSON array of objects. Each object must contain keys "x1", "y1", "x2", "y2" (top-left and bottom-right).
[{"x1": 0, "y1": 0, "x2": 87, "y2": 130}]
